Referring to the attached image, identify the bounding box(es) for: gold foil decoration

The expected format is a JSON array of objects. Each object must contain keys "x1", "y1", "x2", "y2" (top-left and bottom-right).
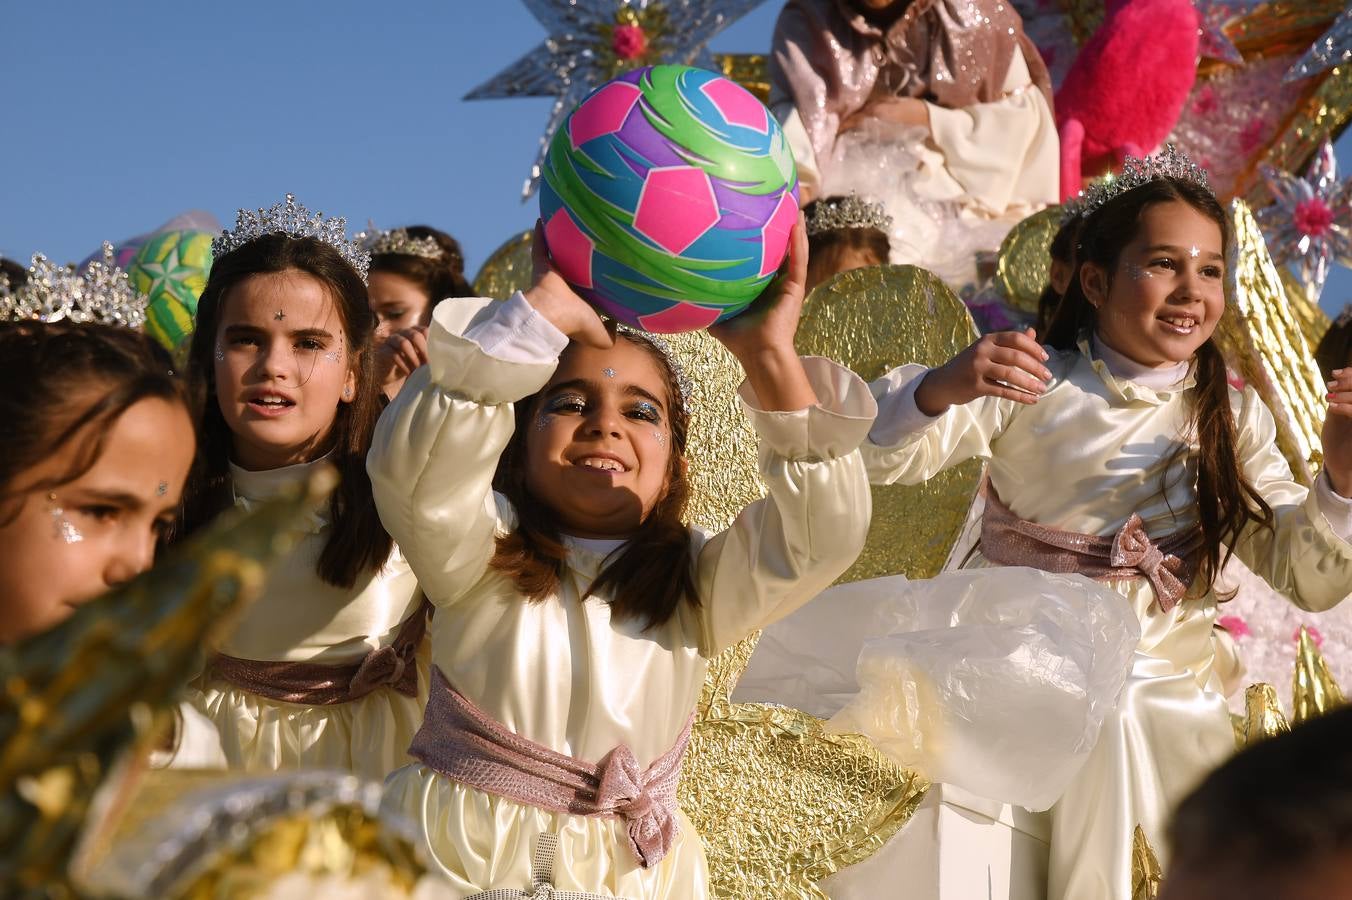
[
  {"x1": 995, "y1": 206, "x2": 1065, "y2": 316},
  {"x1": 1241, "y1": 682, "x2": 1291, "y2": 746},
  {"x1": 796, "y1": 264, "x2": 985, "y2": 582},
  {"x1": 714, "y1": 53, "x2": 771, "y2": 103},
  {"x1": 1291, "y1": 625, "x2": 1346, "y2": 725},
  {"x1": 1131, "y1": 825, "x2": 1163, "y2": 900},
  {"x1": 471, "y1": 230, "x2": 534, "y2": 301},
  {"x1": 0, "y1": 470, "x2": 335, "y2": 895},
  {"x1": 1280, "y1": 266, "x2": 1334, "y2": 356},
  {"x1": 76, "y1": 770, "x2": 430, "y2": 898},
  {"x1": 678, "y1": 702, "x2": 929, "y2": 899},
  {"x1": 1217, "y1": 200, "x2": 1327, "y2": 484}
]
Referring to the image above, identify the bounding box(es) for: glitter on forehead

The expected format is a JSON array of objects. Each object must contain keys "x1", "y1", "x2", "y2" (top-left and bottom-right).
[
  {"x1": 156, "y1": 481, "x2": 169, "y2": 496},
  {"x1": 1189, "y1": 246, "x2": 1200, "y2": 258},
  {"x1": 274, "y1": 310, "x2": 286, "y2": 321},
  {"x1": 602, "y1": 367, "x2": 616, "y2": 378}
]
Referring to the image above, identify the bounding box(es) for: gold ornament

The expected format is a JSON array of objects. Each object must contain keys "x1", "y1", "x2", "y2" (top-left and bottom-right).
[
  {"x1": 1241, "y1": 682, "x2": 1291, "y2": 746},
  {"x1": 0, "y1": 470, "x2": 335, "y2": 895},
  {"x1": 1279, "y1": 265, "x2": 1334, "y2": 355},
  {"x1": 1131, "y1": 825, "x2": 1163, "y2": 900},
  {"x1": 1292, "y1": 625, "x2": 1345, "y2": 725},
  {"x1": 713, "y1": 53, "x2": 771, "y2": 103},
  {"x1": 995, "y1": 206, "x2": 1065, "y2": 316},
  {"x1": 1216, "y1": 200, "x2": 1327, "y2": 484},
  {"x1": 471, "y1": 231, "x2": 534, "y2": 301},
  {"x1": 74, "y1": 771, "x2": 430, "y2": 898},
  {"x1": 795, "y1": 264, "x2": 984, "y2": 582}
]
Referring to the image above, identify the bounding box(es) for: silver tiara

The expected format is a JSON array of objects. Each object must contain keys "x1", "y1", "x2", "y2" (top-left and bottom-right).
[
  {"x1": 212, "y1": 194, "x2": 370, "y2": 280},
  {"x1": 0, "y1": 243, "x2": 148, "y2": 329},
  {"x1": 355, "y1": 226, "x2": 445, "y2": 261},
  {"x1": 1069, "y1": 144, "x2": 1212, "y2": 218},
  {"x1": 805, "y1": 193, "x2": 894, "y2": 236}
]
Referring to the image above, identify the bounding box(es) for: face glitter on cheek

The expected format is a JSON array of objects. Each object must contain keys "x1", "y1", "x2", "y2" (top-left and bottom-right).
[
  {"x1": 157, "y1": 481, "x2": 169, "y2": 496},
  {"x1": 535, "y1": 413, "x2": 551, "y2": 431},
  {"x1": 1125, "y1": 263, "x2": 1155, "y2": 282},
  {"x1": 323, "y1": 350, "x2": 342, "y2": 364},
  {"x1": 654, "y1": 430, "x2": 667, "y2": 448},
  {"x1": 46, "y1": 493, "x2": 83, "y2": 544},
  {"x1": 214, "y1": 343, "x2": 225, "y2": 362}
]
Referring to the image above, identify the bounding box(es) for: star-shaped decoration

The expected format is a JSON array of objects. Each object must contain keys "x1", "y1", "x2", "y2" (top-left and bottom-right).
[
  {"x1": 465, "y1": 0, "x2": 769, "y2": 199},
  {"x1": 1255, "y1": 139, "x2": 1352, "y2": 303},
  {"x1": 1285, "y1": 3, "x2": 1352, "y2": 82},
  {"x1": 1194, "y1": 0, "x2": 1257, "y2": 65}
]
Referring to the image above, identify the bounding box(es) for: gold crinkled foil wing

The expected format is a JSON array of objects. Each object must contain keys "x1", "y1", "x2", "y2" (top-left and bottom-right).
[
  {"x1": 1292, "y1": 625, "x2": 1345, "y2": 725},
  {"x1": 1216, "y1": 200, "x2": 1327, "y2": 484},
  {"x1": 1240, "y1": 682, "x2": 1291, "y2": 747},
  {"x1": 1131, "y1": 825, "x2": 1163, "y2": 900},
  {"x1": 0, "y1": 470, "x2": 335, "y2": 896},
  {"x1": 995, "y1": 206, "x2": 1065, "y2": 316},
  {"x1": 796, "y1": 264, "x2": 984, "y2": 583},
  {"x1": 472, "y1": 231, "x2": 534, "y2": 301}
]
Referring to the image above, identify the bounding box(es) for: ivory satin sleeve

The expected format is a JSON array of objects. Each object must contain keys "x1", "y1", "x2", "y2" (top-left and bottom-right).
[
  {"x1": 693, "y1": 356, "x2": 877, "y2": 655},
  {"x1": 1229, "y1": 386, "x2": 1352, "y2": 612},
  {"x1": 367, "y1": 294, "x2": 567, "y2": 608},
  {"x1": 858, "y1": 363, "x2": 1017, "y2": 486},
  {"x1": 923, "y1": 48, "x2": 1060, "y2": 215}
]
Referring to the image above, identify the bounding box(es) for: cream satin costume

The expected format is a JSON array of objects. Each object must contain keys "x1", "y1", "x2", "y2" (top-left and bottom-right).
[
  {"x1": 859, "y1": 338, "x2": 1352, "y2": 900},
  {"x1": 367, "y1": 293, "x2": 875, "y2": 898},
  {"x1": 770, "y1": 0, "x2": 1059, "y2": 284},
  {"x1": 178, "y1": 457, "x2": 427, "y2": 781}
]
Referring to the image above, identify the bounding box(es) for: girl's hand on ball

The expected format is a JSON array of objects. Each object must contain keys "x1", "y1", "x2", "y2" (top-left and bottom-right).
[
  {"x1": 711, "y1": 214, "x2": 816, "y2": 412},
  {"x1": 915, "y1": 328, "x2": 1052, "y2": 416},
  {"x1": 1324, "y1": 367, "x2": 1352, "y2": 496},
  {"x1": 376, "y1": 326, "x2": 430, "y2": 386},
  {"x1": 524, "y1": 220, "x2": 613, "y2": 349}
]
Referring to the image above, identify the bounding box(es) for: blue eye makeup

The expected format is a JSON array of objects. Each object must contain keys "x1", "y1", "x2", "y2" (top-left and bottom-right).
[{"x1": 630, "y1": 401, "x2": 662, "y2": 423}]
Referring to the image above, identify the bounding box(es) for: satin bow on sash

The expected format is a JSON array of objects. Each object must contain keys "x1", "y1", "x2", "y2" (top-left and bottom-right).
[
  {"x1": 1109, "y1": 514, "x2": 1190, "y2": 612},
  {"x1": 209, "y1": 600, "x2": 429, "y2": 705},
  {"x1": 409, "y1": 667, "x2": 692, "y2": 869},
  {"x1": 980, "y1": 486, "x2": 1203, "y2": 613}
]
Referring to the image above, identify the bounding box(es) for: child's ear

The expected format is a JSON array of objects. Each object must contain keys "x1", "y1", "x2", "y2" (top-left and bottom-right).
[{"x1": 1080, "y1": 261, "x2": 1109, "y2": 309}]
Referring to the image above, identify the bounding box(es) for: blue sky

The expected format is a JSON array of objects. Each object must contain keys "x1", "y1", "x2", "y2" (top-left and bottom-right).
[{"x1": 2, "y1": 1, "x2": 1349, "y2": 315}]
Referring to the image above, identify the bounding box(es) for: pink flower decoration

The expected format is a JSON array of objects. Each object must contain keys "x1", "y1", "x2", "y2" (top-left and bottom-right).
[
  {"x1": 1217, "y1": 615, "x2": 1251, "y2": 639},
  {"x1": 1239, "y1": 118, "x2": 1268, "y2": 154},
  {"x1": 1293, "y1": 625, "x2": 1325, "y2": 647},
  {"x1": 612, "y1": 24, "x2": 648, "y2": 60},
  {"x1": 1226, "y1": 369, "x2": 1247, "y2": 391},
  {"x1": 1293, "y1": 197, "x2": 1334, "y2": 238}
]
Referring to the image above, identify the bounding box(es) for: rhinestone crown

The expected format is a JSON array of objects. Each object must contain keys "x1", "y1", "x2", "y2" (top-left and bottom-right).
[
  {"x1": 211, "y1": 194, "x2": 370, "y2": 280},
  {"x1": 0, "y1": 243, "x2": 148, "y2": 328},
  {"x1": 1069, "y1": 144, "x2": 1212, "y2": 219},
  {"x1": 355, "y1": 226, "x2": 445, "y2": 261},
  {"x1": 806, "y1": 193, "x2": 894, "y2": 237}
]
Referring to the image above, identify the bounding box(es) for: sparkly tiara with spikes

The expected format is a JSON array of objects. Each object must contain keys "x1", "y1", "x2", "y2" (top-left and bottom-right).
[
  {"x1": 211, "y1": 194, "x2": 371, "y2": 280},
  {"x1": 0, "y1": 243, "x2": 148, "y2": 328},
  {"x1": 805, "y1": 193, "x2": 894, "y2": 236},
  {"x1": 354, "y1": 226, "x2": 445, "y2": 261},
  {"x1": 1068, "y1": 144, "x2": 1212, "y2": 219}
]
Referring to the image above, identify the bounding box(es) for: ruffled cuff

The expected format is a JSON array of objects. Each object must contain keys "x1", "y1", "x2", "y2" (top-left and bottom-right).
[
  {"x1": 1314, "y1": 470, "x2": 1352, "y2": 544},
  {"x1": 737, "y1": 356, "x2": 876, "y2": 461},
  {"x1": 427, "y1": 294, "x2": 567, "y2": 404},
  {"x1": 867, "y1": 363, "x2": 943, "y2": 447}
]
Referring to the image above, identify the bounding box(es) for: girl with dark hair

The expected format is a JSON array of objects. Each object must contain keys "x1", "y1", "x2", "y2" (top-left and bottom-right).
[
  {"x1": 0, "y1": 253, "x2": 195, "y2": 643},
  {"x1": 803, "y1": 194, "x2": 893, "y2": 293},
  {"x1": 360, "y1": 224, "x2": 472, "y2": 399},
  {"x1": 1317, "y1": 305, "x2": 1352, "y2": 384},
  {"x1": 367, "y1": 218, "x2": 874, "y2": 897},
  {"x1": 176, "y1": 196, "x2": 426, "y2": 780},
  {"x1": 854, "y1": 149, "x2": 1352, "y2": 899}
]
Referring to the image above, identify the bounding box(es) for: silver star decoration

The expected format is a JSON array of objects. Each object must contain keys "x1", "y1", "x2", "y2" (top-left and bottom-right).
[
  {"x1": 1256, "y1": 139, "x2": 1352, "y2": 303},
  {"x1": 465, "y1": 0, "x2": 769, "y2": 199},
  {"x1": 1194, "y1": 0, "x2": 1263, "y2": 65},
  {"x1": 1285, "y1": 4, "x2": 1352, "y2": 82}
]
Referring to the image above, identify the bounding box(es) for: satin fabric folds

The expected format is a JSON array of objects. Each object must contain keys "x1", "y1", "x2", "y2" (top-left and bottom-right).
[
  {"x1": 367, "y1": 294, "x2": 876, "y2": 898},
  {"x1": 176, "y1": 456, "x2": 428, "y2": 781},
  {"x1": 859, "y1": 340, "x2": 1352, "y2": 900}
]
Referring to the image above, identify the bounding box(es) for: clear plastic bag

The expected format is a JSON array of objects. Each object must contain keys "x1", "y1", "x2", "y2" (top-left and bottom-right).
[{"x1": 827, "y1": 567, "x2": 1141, "y2": 810}]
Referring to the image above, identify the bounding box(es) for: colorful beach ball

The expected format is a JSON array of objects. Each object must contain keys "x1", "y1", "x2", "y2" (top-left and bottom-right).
[
  {"x1": 539, "y1": 65, "x2": 799, "y2": 333},
  {"x1": 128, "y1": 229, "x2": 214, "y2": 355}
]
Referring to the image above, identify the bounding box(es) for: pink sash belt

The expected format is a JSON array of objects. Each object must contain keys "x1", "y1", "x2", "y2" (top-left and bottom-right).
[
  {"x1": 980, "y1": 488, "x2": 1203, "y2": 612},
  {"x1": 409, "y1": 666, "x2": 692, "y2": 869},
  {"x1": 209, "y1": 600, "x2": 429, "y2": 705}
]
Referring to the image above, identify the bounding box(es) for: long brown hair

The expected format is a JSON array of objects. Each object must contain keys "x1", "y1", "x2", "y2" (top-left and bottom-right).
[
  {"x1": 182, "y1": 232, "x2": 393, "y2": 588},
  {"x1": 488, "y1": 331, "x2": 697, "y2": 628},
  {"x1": 1045, "y1": 176, "x2": 1274, "y2": 595},
  {"x1": 0, "y1": 322, "x2": 193, "y2": 524}
]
